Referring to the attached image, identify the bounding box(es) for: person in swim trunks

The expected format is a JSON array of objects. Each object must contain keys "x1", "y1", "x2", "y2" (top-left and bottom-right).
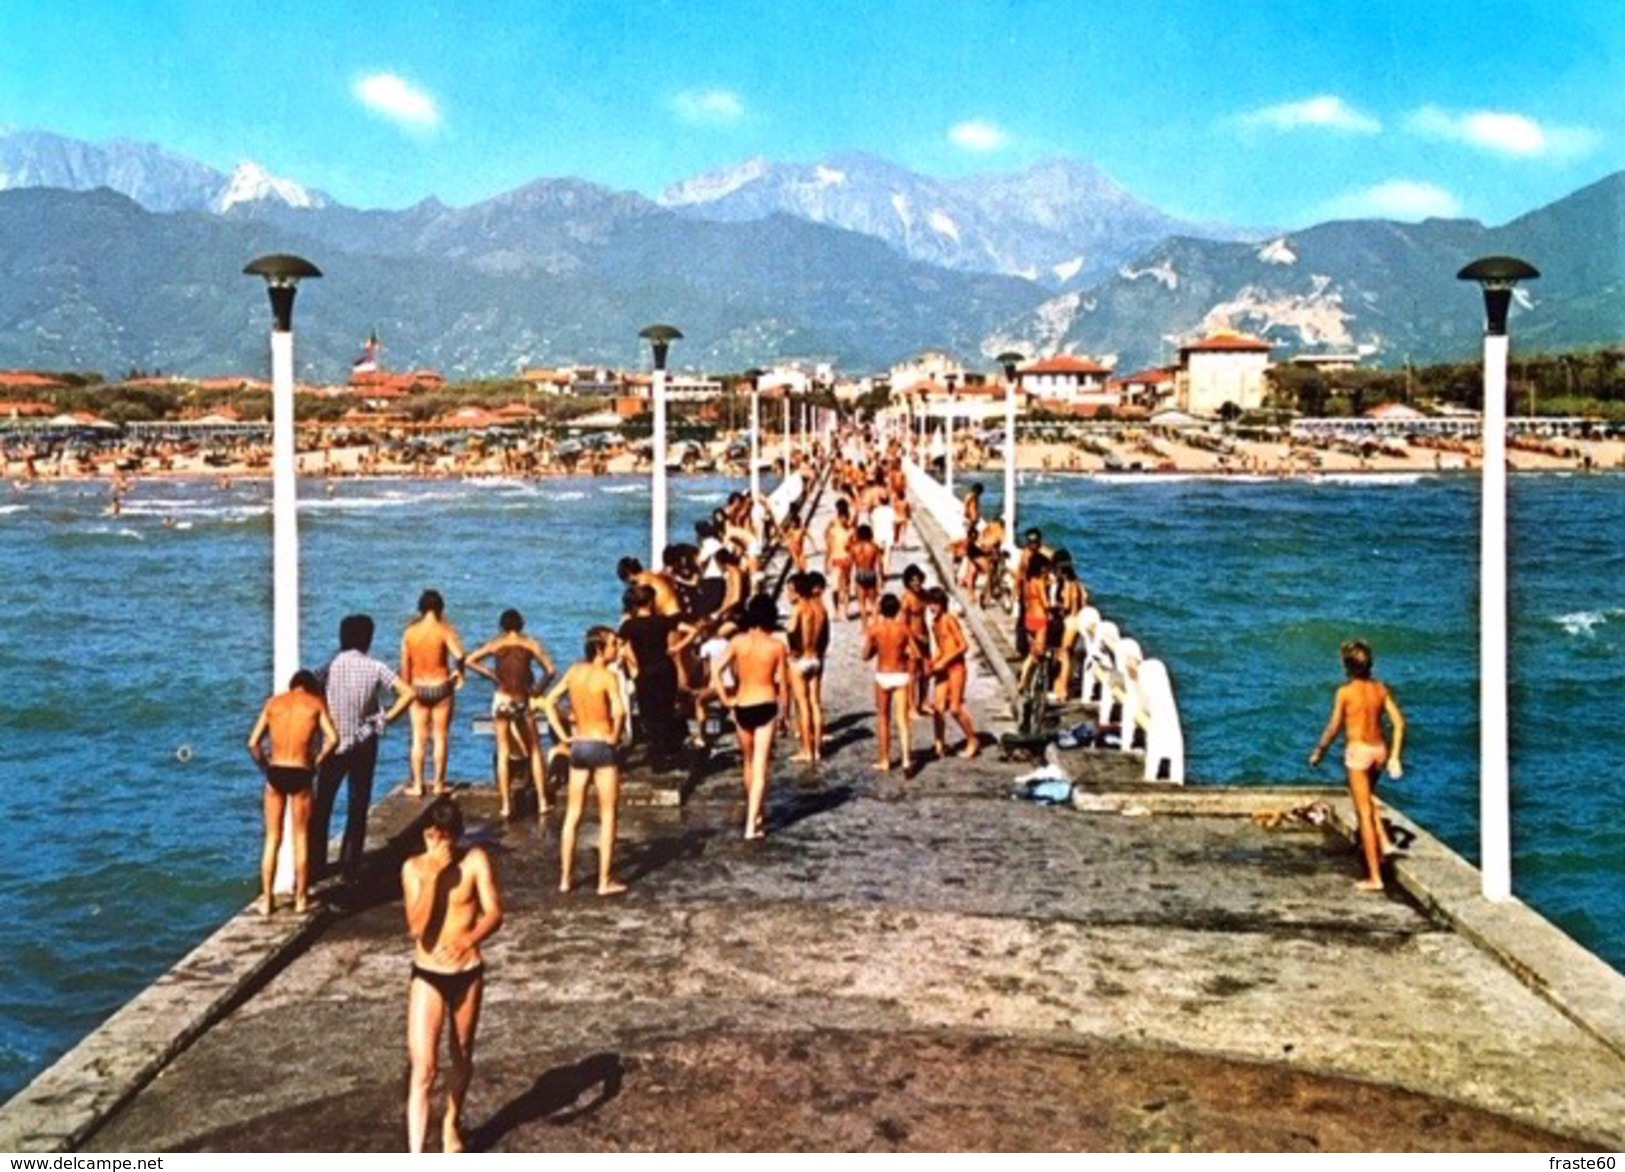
[
  {"x1": 863, "y1": 592, "x2": 919, "y2": 774},
  {"x1": 401, "y1": 589, "x2": 466, "y2": 797},
  {"x1": 1309, "y1": 639, "x2": 1408, "y2": 893},
  {"x1": 246, "y1": 670, "x2": 337, "y2": 916},
  {"x1": 465, "y1": 609, "x2": 556, "y2": 820},
  {"x1": 541, "y1": 626, "x2": 629, "y2": 894},
  {"x1": 715, "y1": 594, "x2": 790, "y2": 839},
  {"x1": 850, "y1": 523, "x2": 883, "y2": 622},
  {"x1": 786, "y1": 572, "x2": 831, "y2": 763},
  {"x1": 823, "y1": 498, "x2": 856, "y2": 620},
  {"x1": 402, "y1": 797, "x2": 503, "y2": 1153},
  {"x1": 925, "y1": 587, "x2": 978, "y2": 759}
]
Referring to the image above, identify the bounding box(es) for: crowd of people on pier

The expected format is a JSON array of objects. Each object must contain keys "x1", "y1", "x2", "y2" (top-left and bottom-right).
[{"x1": 241, "y1": 419, "x2": 1410, "y2": 1152}]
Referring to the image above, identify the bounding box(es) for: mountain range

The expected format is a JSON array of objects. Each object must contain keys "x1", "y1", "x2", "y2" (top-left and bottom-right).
[{"x1": 0, "y1": 130, "x2": 1618, "y2": 379}]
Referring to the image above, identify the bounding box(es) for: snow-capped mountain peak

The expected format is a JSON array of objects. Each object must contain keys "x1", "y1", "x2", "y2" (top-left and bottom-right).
[{"x1": 211, "y1": 160, "x2": 324, "y2": 213}]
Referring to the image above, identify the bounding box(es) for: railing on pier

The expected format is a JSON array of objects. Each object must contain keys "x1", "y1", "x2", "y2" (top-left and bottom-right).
[{"x1": 902, "y1": 458, "x2": 1185, "y2": 783}]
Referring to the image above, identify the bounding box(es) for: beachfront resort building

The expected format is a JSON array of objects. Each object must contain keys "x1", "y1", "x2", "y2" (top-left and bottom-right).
[
  {"x1": 890, "y1": 351, "x2": 967, "y2": 397},
  {"x1": 1016, "y1": 354, "x2": 1116, "y2": 411},
  {"x1": 1176, "y1": 330, "x2": 1273, "y2": 417}
]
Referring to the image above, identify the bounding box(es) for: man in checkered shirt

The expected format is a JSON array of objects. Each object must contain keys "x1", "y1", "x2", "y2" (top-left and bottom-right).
[{"x1": 309, "y1": 614, "x2": 415, "y2": 882}]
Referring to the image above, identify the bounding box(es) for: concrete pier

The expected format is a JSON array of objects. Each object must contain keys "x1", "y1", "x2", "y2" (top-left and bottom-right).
[{"x1": 3, "y1": 471, "x2": 1622, "y2": 1152}]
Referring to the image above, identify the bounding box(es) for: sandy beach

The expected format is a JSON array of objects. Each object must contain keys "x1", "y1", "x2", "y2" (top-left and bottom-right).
[
  {"x1": 6, "y1": 425, "x2": 1618, "y2": 487},
  {"x1": 4, "y1": 426, "x2": 1624, "y2": 486}
]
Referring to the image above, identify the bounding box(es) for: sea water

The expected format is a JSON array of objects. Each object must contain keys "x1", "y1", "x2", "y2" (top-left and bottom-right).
[{"x1": 0, "y1": 471, "x2": 1620, "y2": 1101}]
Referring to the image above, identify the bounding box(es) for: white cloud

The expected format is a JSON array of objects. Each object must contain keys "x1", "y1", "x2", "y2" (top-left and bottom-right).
[
  {"x1": 672, "y1": 88, "x2": 745, "y2": 126},
  {"x1": 1317, "y1": 180, "x2": 1463, "y2": 222},
  {"x1": 1241, "y1": 95, "x2": 1381, "y2": 134},
  {"x1": 948, "y1": 120, "x2": 1007, "y2": 152},
  {"x1": 1406, "y1": 105, "x2": 1597, "y2": 160},
  {"x1": 352, "y1": 73, "x2": 440, "y2": 130}
]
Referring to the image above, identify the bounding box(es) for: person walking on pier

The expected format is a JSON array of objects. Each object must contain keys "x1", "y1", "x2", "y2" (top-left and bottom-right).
[
  {"x1": 925, "y1": 588, "x2": 979, "y2": 759},
  {"x1": 246, "y1": 670, "x2": 337, "y2": 915},
  {"x1": 786, "y1": 572, "x2": 830, "y2": 763},
  {"x1": 1309, "y1": 639, "x2": 1408, "y2": 893},
  {"x1": 541, "y1": 626, "x2": 629, "y2": 894},
  {"x1": 311, "y1": 614, "x2": 416, "y2": 883},
  {"x1": 824, "y1": 498, "x2": 856, "y2": 619},
  {"x1": 401, "y1": 589, "x2": 466, "y2": 798},
  {"x1": 863, "y1": 592, "x2": 919, "y2": 774},
  {"x1": 403, "y1": 797, "x2": 503, "y2": 1153},
  {"x1": 715, "y1": 594, "x2": 790, "y2": 839}
]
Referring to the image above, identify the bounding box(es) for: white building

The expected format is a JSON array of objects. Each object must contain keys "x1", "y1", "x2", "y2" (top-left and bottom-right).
[
  {"x1": 890, "y1": 351, "x2": 967, "y2": 398},
  {"x1": 1017, "y1": 354, "x2": 1115, "y2": 407},
  {"x1": 1176, "y1": 331, "x2": 1273, "y2": 417}
]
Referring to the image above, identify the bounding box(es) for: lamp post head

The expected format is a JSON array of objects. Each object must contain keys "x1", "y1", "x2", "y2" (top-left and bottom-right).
[
  {"x1": 638, "y1": 323, "x2": 683, "y2": 371},
  {"x1": 244, "y1": 253, "x2": 322, "y2": 333},
  {"x1": 996, "y1": 350, "x2": 1025, "y2": 381},
  {"x1": 1457, "y1": 256, "x2": 1539, "y2": 337}
]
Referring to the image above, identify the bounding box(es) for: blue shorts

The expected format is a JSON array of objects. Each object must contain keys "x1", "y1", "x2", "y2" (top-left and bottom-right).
[{"x1": 569, "y1": 739, "x2": 616, "y2": 769}]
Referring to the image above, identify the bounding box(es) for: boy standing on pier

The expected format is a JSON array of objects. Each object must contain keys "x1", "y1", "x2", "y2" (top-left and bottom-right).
[
  {"x1": 541, "y1": 627, "x2": 628, "y2": 895},
  {"x1": 1309, "y1": 639, "x2": 1408, "y2": 893},
  {"x1": 863, "y1": 592, "x2": 919, "y2": 774}
]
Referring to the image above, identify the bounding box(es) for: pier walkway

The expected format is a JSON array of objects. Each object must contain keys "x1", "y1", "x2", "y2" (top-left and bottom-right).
[{"x1": 6, "y1": 472, "x2": 1624, "y2": 1152}]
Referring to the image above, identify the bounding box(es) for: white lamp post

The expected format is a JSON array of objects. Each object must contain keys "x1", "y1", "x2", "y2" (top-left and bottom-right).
[
  {"x1": 944, "y1": 381, "x2": 957, "y2": 497},
  {"x1": 243, "y1": 252, "x2": 320, "y2": 897},
  {"x1": 745, "y1": 367, "x2": 763, "y2": 507},
  {"x1": 1457, "y1": 255, "x2": 1539, "y2": 903},
  {"x1": 998, "y1": 351, "x2": 1024, "y2": 540},
  {"x1": 782, "y1": 384, "x2": 792, "y2": 478},
  {"x1": 639, "y1": 324, "x2": 682, "y2": 568},
  {"x1": 243, "y1": 254, "x2": 321, "y2": 692}
]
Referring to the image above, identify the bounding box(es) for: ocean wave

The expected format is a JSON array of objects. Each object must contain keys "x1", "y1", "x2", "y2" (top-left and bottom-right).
[
  {"x1": 1553, "y1": 611, "x2": 1608, "y2": 636},
  {"x1": 1302, "y1": 472, "x2": 1431, "y2": 487},
  {"x1": 599, "y1": 484, "x2": 644, "y2": 494},
  {"x1": 0, "y1": 504, "x2": 27, "y2": 515}
]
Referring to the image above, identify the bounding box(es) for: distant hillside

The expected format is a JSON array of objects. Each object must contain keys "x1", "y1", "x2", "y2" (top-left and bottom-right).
[
  {"x1": 992, "y1": 172, "x2": 1625, "y2": 373},
  {"x1": 0, "y1": 128, "x2": 1619, "y2": 379},
  {"x1": 0, "y1": 188, "x2": 1039, "y2": 377}
]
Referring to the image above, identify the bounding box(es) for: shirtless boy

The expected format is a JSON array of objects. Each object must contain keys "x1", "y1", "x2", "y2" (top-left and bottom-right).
[
  {"x1": 850, "y1": 524, "x2": 883, "y2": 622},
  {"x1": 402, "y1": 798, "x2": 503, "y2": 1153},
  {"x1": 863, "y1": 593, "x2": 918, "y2": 773},
  {"x1": 899, "y1": 565, "x2": 932, "y2": 717},
  {"x1": 464, "y1": 610, "x2": 556, "y2": 820},
  {"x1": 1309, "y1": 639, "x2": 1408, "y2": 893},
  {"x1": 823, "y1": 499, "x2": 856, "y2": 619},
  {"x1": 541, "y1": 627, "x2": 628, "y2": 895},
  {"x1": 786, "y1": 572, "x2": 831, "y2": 763},
  {"x1": 925, "y1": 587, "x2": 978, "y2": 759},
  {"x1": 401, "y1": 589, "x2": 466, "y2": 797},
  {"x1": 246, "y1": 670, "x2": 337, "y2": 915},
  {"x1": 715, "y1": 595, "x2": 790, "y2": 839}
]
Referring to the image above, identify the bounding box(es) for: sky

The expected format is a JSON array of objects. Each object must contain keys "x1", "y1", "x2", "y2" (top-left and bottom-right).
[{"x1": 0, "y1": 0, "x2": 1620, "y2": 230}]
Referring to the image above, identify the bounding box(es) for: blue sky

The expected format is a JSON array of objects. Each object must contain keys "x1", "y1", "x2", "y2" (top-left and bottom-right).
[{"x1": 1, "y1": 0, "x2": 1619, "y2": 228}]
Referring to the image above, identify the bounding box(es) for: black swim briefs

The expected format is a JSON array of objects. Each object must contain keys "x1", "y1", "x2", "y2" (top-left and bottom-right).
[{"x1": 265, "y1": 765, "x2": 314, "y2": 796}]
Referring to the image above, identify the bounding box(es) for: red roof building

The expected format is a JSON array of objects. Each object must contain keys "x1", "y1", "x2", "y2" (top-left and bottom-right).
[
  {"x1": 0, "y1": 400, "x2": 57, "y2": 418},
  {"x1": 1176, "y1": 330, "x2": 1273, "y2": 416},
  {"x1": 0, "y1": 371, "x2": 68, "y2": 390},
  {"x1": 1017, "y1": 353, "x2": 1115, "y2": 407}
]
